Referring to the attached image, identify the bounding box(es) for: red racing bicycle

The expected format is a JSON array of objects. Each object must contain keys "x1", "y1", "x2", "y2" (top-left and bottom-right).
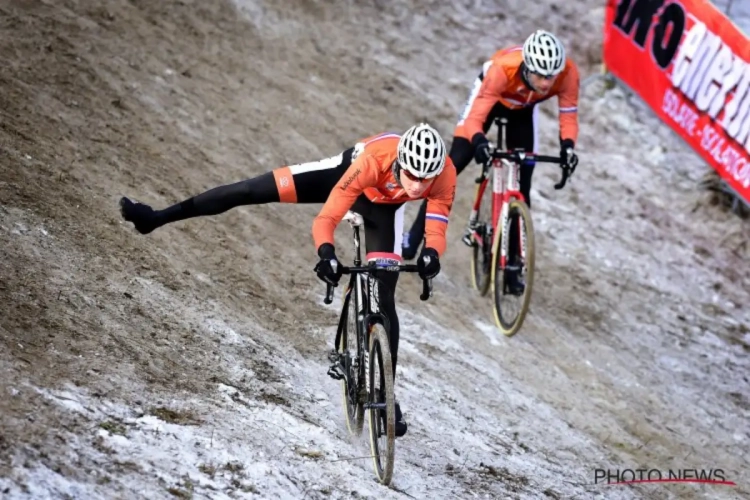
[{"x1": 466, "y1": 118, "x2": 573, "y2": 336}]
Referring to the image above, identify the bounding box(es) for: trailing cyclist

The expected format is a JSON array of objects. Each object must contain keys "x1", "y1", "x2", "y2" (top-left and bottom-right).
[
  {"x1": 119, "y1": 123, "x2": 456, "y2": 437},
  {"x1": 401, "y1": 30, "x2": 580, "y2": 294}
]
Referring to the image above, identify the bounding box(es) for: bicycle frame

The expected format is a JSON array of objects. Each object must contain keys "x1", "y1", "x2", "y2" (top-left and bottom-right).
[{"x1": 470, "y1": 149, "x2": 527, "y2": 269}]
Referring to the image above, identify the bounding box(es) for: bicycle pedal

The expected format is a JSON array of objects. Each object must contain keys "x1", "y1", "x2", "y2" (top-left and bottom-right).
[
  {"x1": 461, "y1": 234, "x2": 474, "y2": 247},
  {"x1": 363, "y1": 402, "x2": 387, "y2": 411},
  {"x1": 327, "y1": 364, "x2": 345, "y2": 381}
]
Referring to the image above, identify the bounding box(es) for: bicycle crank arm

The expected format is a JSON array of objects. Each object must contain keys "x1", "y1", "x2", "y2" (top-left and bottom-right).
[{"x1": 472, "y1": 229, "x2": 484, "y2": 247}]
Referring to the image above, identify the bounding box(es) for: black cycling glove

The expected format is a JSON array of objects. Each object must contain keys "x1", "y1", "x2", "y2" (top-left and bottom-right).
[
  {"x1": 560, "y1": 138, "x2": 579, "y2": 173},
  {"x1": 314, "y1": 243, "x2": 343, "y2": 285},
  {"x1": 472, "y1": 133, "x2": 492, "y2": 165},
  {"x1": 417, "y1": 247, "x2": 441, "y2": 280}
]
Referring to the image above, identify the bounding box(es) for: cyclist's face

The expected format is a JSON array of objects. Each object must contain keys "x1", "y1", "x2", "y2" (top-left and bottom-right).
[
  {"x1": 399, "y1": 168, "x2": 434, "y2": 198},
  {"x1": 528, "y1": 72, "x2": 557, "y2": 94}
]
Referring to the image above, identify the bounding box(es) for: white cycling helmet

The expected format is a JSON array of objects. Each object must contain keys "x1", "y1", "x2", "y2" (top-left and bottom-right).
[
  {"x1": 397, "y1": 123, "x2": 447, "y2": 180},
  {"x1": 522, "y1": 30, "x2": 566, "y2": 77}
]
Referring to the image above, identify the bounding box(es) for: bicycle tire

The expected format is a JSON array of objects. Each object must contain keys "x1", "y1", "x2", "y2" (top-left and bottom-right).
[
  {"x1": 490, "y1": 199, "x2": 535, "y2": 336},
  {"x1": 366, "y1": 323, "x2": 395, "y2": 485},
  {"x1": 470, "y1": 223, "x2": 492, "y2": 297},
  {"x1": 469, "y1": 179, "x2": 493, "y2": 296},
  {"x1": 338, "y1": 279, "x2": 365, "y2": 436}
]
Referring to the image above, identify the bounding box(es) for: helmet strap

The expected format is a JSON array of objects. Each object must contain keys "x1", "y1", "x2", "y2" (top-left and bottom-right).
[
  {"x1": 392, "y1": 160, "x2": 405, "y2": 188},
  {"x1": 520, "y1": 63, "x2": 538, "y2": 93}
]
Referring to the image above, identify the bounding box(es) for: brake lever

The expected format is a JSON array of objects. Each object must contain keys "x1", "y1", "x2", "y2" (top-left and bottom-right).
[
  {"x1": 474, "y1": 160, "x2": 491, "y2": 184},
  {"x1": 419, "y1": 278, "x2": 432, "y2": 301},
  {"x1": 554, "y1": 165, "x2": 571, "y2": 190},
  {"x1": 324, "y1": 282, "x2": 335, "y2": 304}
]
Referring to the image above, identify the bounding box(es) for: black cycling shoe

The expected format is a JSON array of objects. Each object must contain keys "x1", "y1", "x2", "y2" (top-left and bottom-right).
[
  {"x1": 504, "y1": 268, "x2": 526, "y2": 296},
  {"x1": 378, "y1": 400, "x2": 408, "y2": 437},
  {"x1": 119, "y1": 197, "x2": 159, "y2": 234},
  {"x1": 394, "y1": 402, "x2": 407, "y2": 437}
]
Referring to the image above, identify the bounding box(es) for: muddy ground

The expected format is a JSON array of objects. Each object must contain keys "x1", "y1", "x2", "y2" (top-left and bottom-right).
[{"x1": 0, "y1": 0, "x2": 747, "y2": 498}]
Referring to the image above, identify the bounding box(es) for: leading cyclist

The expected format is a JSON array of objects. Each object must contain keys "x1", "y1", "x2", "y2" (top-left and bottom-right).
[{"x1": 120, "y1": 123, "x2": 457, "y2": 437}]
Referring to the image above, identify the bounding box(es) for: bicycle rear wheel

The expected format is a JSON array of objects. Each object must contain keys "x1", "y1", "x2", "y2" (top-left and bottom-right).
[
  {"x1": 366, "y1": 323, "x2": 395, "y2": 485},
  {"x1": 470, "y1": 179, "x2": 494, "y2": 296},
  {"x1": 491, "y1": 199, "x2": 535, "y2": 336},
  {"x1": 338, "y1": 279, "x2": 365, "y2": 436}
]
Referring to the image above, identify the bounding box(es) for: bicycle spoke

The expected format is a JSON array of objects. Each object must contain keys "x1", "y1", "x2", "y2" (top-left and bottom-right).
[{"x1": 367, "y1": 324, "x2": 395, "y2": 485}]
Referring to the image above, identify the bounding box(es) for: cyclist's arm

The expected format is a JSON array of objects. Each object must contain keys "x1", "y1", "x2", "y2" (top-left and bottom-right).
[
  {"x1": 557, "y1": 61, "x2": 580, "y2": 144},
  {"x1": 312, "y1": 155, "x2": 378, "y2": 250},
  {"x1": 461, "y1": 63, "x2": 509, "y2": 142},
  {"x1": 423, "y1": 163, "x2": 458, "y2": 257}
]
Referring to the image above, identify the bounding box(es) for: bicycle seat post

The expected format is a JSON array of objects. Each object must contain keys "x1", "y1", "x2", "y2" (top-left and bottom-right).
[
  {"x1": 496, "y1": 117, "x2": 508, "y2": 152},
  {"x1": 344, "y1": 210, "x2": 364, "y2": 267}
]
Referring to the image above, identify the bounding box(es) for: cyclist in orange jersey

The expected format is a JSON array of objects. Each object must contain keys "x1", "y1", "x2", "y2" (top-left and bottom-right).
[
  {"x1": 119, "y1": 123, "x2": 456, "y2": 437},
  {"x1": 402, "y1": 30, "x2": 580, "y2": 294}
]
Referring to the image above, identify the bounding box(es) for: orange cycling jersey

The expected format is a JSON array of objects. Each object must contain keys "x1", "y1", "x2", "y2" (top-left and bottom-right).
[
  {"x1": 456, "y1": 46, "x2": 580, "y2": 144},
  {"x1": 312, "y1": 133, "x2": 457, "y2": 256}
]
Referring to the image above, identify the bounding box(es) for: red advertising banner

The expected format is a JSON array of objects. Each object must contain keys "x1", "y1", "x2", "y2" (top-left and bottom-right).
[{"x1": 603, "y1": 0, "x2": 750, "y2": 203}]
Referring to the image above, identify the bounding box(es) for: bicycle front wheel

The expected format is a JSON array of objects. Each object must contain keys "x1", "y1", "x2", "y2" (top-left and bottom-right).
[
  {"x1": 366, "y1": 323, "x2": 395, "y2": 485},
  {"x1": 491, "y1": 199, "x2": 535, "y2": 336}
]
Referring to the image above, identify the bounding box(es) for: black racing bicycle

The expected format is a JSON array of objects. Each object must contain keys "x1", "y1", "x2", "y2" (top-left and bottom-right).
[{"x1": 323, "y1": 211, "x2": 431, "y2": 486}]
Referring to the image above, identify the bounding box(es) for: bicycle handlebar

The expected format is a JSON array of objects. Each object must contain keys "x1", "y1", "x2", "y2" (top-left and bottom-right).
[
  {"x1": 488, "y1": 150, "x2": 573, "y2": 190},
  {"x1": 323, "y1": 263, "x2": 432, "y2": 305}
]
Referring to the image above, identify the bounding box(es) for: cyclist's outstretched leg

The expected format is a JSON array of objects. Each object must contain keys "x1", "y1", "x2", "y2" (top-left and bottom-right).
[
  {"x1": 120, "y1": 149, "x2": 355, "y2": 234},
  {"x1": 353, "y1": 197, "x2": 409, "y2": 437}
]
